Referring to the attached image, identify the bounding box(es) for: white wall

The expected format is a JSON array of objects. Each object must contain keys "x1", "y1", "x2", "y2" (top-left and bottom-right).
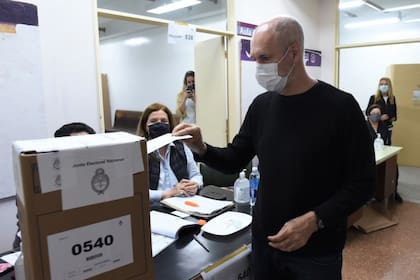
[
  {"x1": 0, "y1": 0, "x2": 101, "y2": 252},
  {"x1": 235, "y1": 0, "x2": 336, "y2": 120},
  {"x1": 339, "y1": 43, "x2": 420, "y2": 111},
  {"x1": 39, "y1": 0, "x2": 101, "y2": 134},
  {"x1": 100, "y1": 28, "x2": 194, "y2": 118},
  {"x1": 99, "y1": 14, "x2": 226, "y2": 122},
  {"x1": 235, "y1": 0, "x2": 332, "y2": 61}
]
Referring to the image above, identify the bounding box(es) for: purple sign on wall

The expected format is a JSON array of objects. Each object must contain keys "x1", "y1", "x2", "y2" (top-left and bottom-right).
[
  {"x1": 240, "y1": 39, "x2": 254, "y2": 61},
  {"x1": 237, "y1": 21, "x2": 257, "y2": 37},
  {"x1": 304, "y1": 49, "x2": 321, "y2": 67}
]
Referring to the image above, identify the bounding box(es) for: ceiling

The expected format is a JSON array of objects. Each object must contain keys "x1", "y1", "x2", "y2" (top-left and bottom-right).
[
  {"x1": 339, "y1": 0, "x2": 420, "y2": 43},
  {"x1": 97, "y1": 0, "x2": 227, "y2": 41},
  {"x1": 340, "y1": 0, "x2": 420, "y2": 22},
  {"x1": 96, "y1": 1, "x2": 420, "y2": 43}
]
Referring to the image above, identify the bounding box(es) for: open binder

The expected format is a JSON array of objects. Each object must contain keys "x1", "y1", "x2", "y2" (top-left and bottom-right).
[{"x1": 150, "y1": 210, "x2": 200, "y2": 256}]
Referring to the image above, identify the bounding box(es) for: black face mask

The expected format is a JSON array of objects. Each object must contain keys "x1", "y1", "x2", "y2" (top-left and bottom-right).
[{"x1": 148, "y1": 122, "x2": 170, "y2": 139}]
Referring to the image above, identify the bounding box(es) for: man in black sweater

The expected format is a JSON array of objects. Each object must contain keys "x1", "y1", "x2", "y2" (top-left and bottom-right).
[{"x1": 174, "y1": 16, "x2": 375, "y2": 279}]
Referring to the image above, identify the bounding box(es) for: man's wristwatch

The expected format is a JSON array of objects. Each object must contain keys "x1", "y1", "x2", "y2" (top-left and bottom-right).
[{"x1": 316, "y1": 216, "x2": 325, "y2": 230}]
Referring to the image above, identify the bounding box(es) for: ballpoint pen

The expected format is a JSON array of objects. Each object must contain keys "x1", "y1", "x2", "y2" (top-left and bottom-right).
[{"x1": 193, "y1": 234, "x2": 210, "y2": 252}]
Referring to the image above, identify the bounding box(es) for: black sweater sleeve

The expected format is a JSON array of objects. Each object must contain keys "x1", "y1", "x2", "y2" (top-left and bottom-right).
[{"x1": 314, "y1": 95, "x2": 376, "y2": 228}]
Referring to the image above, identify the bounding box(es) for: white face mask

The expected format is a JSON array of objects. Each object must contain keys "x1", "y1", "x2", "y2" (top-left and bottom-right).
[
  {"x1": 379, "y1": 85, "x2": 389, "y2": 94},
  {"x1": 255, "y1": 48, "x2": 294, "y2": 92}
]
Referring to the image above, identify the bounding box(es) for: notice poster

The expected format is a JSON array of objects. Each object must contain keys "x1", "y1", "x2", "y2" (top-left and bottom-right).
[{"x1": 0, "y1": 0, "x2": 47, "y2": 198}]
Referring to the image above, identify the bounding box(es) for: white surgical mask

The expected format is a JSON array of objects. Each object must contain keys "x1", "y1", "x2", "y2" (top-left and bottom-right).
[
  {"x1": 255, "y1": 48, "x2": 294, "y2": 92},
  {"x1": 379, "y1": 85, "x2": 389, "y2": 94}
]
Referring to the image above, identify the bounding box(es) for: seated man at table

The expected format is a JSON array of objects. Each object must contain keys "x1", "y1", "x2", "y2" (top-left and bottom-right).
[
  {"x1": 13, "y1": 122, "x2": 96, "y2": 250},
  {"x1": 136, "y1": 103, "x2": 203, "y2": 202}
]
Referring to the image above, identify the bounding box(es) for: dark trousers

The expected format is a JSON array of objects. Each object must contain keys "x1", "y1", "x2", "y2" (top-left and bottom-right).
[{"x1": 252, "y1": 237, "x2": 342, "y2": 280}]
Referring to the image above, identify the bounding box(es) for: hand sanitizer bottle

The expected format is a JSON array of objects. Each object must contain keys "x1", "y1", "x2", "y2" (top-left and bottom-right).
[
  {"x1": 374, "y1": 133, "x2": 384, "y2": 151},
  {"x1": 249, "y1": 166, "x2": 260, "y2": 207},
  {"x1": 234, "y1": 169, "x2": 250, "y2": 204}
]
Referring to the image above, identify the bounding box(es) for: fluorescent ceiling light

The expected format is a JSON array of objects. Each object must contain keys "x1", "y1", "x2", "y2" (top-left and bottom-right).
[
  {"x1": 376, "y1": 30, "x2": 419, "y2": 40},
  {"x1": 404, "y1": 18, "x2": 420, "y2": 23},
  {"x1": 147, "y1": 0, "x2": 201, "y2": 15},
  {"x1": 124, "y1": 37, "x2": 150, "y2": 46},
  {"x1": 339, "y1": 0, "x2": 364, "y2": 10},
  {"x1": 384, "y1": 4, "x2": 420, "y2": 12},
  {"x1": 363, "y1": 0, "x2": 384, "y2": 11},
  {"x1": 345, "y1": 17, "x2": 400, "y2": 29}
]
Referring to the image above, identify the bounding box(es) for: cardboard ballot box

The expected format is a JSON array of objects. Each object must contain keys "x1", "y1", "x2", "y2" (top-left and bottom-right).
[{"x1": 13, "y1": 132, "x2": 154, "y2": 280}]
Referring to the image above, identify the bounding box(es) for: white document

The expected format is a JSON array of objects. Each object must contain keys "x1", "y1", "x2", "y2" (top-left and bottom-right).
[
  {"x1": 47, "y1": 215, "x2": 133, "y2": 280},
  {"x1": 0, "y1": 251, "x2": 21, "y2": 265},
  {"x1": 146, "y1": 133, "x2": 192, "y2": 154},
  {"x1": 168, "y1": 21, "x2": 196, "y2": 45},
  {"x1": 151, "y1": 232, "x2": 176, "y2": 257}
]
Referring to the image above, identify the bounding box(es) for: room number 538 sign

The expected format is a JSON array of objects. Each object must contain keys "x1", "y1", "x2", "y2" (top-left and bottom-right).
[{"x1": 47, "y1": 215, "x2": 133, "y2": 280}]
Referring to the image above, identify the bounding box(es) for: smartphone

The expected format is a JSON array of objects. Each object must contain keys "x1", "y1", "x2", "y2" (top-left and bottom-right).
[{"x1": 186, "y1": 84, "x2": 195, "y2": 92}]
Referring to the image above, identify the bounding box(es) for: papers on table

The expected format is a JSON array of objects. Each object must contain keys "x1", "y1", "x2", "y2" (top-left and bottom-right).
[
  {"x1": 146, "y1": 133, "x2": 192, "y2": 154},
  {"x1": 150, "y1": 210, "x2": 197, "y2": 239},
  {"x1": 160, "y1": 195, "x2": 234, "y2": 218},
  {"x1": 0, "y1": 251, "x2": 20, "y2": 265},
  {"x1": 150, "y1": 210, "x2": 199, "y2": 256},
  {"x1": 151, "y1": 233, "x2": 175, "y2": 257}
]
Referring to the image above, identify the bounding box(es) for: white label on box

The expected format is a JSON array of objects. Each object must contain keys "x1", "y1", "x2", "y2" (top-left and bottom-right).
[
  {"x1": 47, "y1": 215, "x2": 133, "y2": 280},
  {"x1": 37, "y1": 141, "x2": 143, "y2": 197},
  {"x1": 58, "y1": 144, "x2": 136, "y2": 210},
  {"x1": 37, "y1": 152, "x2": 62, "y2": 193}
]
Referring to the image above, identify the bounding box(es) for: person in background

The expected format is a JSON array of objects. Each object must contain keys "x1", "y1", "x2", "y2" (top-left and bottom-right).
[
  {"x1": 54, "y1": 122, "x2": 96, "y2": 137},
  {"x1": 366, "y1": 77, "x2": 397, "y2": 144},
  {"x1": 366, "y1": 104, "x2": 402, "y2": 203},
  {"x1": 137, "y1": 103, "x2": 202, "y2": 202},
  {"x1": 13, "y1": 122, "x2": 96, "y2": 250},
  {"x1": 176, "y1": 70, "x2": 196, "y2": 124},
  {"x1": 366, "y1": 104, "x2": 389, "y2": 145},
  {"x1": 173, "y1": 16, "x2": 375, "y2": 279}
]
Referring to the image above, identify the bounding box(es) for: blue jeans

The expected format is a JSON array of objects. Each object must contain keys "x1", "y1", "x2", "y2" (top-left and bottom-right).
[{"x1": 252, "y1": 238, "x2": 342, "y2": 280}]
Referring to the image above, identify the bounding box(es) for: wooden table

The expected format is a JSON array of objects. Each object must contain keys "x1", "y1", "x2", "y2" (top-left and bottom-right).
[
  {"x1": 374, "y1": 146, "x2": 403, "y2": 209},
  {"x1": 352, "y1": 146, "x2": 403, "y2": 233}
]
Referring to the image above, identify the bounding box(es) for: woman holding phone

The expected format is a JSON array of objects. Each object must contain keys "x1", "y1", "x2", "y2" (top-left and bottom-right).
[{"x1": 176, "y1": 70, "x2": 196, "y2": 124}]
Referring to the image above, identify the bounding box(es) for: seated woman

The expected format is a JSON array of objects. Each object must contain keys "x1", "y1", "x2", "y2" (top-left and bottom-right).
[
  {"x1": 137, "y1": 103, "x2": 202, "y2": 202},
  {"x1": 366, "y1": 104, "x2": 389, "y2": 145},
  {"x1": 366, "y1": 104, "x2": 403, "y2": 202}
]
